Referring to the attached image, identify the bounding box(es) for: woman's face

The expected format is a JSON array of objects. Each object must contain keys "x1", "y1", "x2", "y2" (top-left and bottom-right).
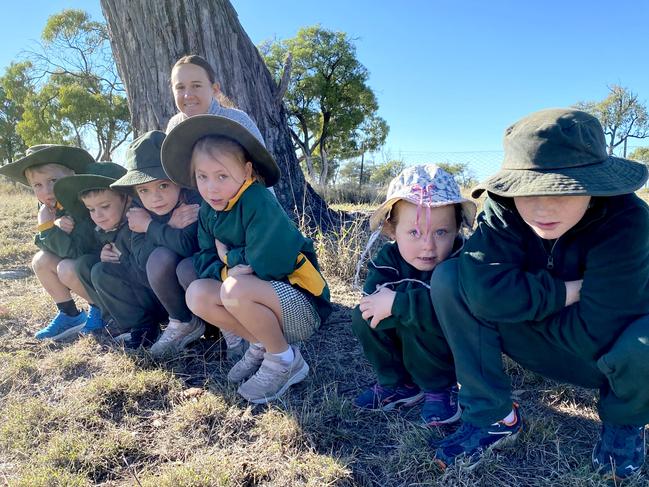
[{"x1": 171, "y1": 63, "x2": 220, "y2": 117}]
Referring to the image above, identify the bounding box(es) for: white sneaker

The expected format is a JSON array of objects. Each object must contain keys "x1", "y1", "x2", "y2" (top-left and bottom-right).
[
  {"x1": 227, "y1": 342, "x2": 265, "y2": 383},
  {"x1": 150, "y1": 316, "x2": 205, "y2": 358},
  {"x1": 237, "y1": 346, "x2": 309, "y2": 404}
]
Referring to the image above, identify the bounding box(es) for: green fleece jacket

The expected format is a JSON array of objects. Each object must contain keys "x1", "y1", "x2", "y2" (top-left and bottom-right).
[
  {"x1": 359, "y1": 240, "x2": 463, "y2": 332},
  {"x1": 459, "y1": 193, "x2": 649, "y2": 360},
  {"x1": 95, "y1": 218, "x2": 150, "y2": 284},
  {"x1": 130, "y1": 189, "x2": 200, "y2": 269},
  {"x1": 194, "y1": 180, "x2": 332, "y2": 322},
  {"x1": 35, "y1": 205, "x2": 101, "y2": 259}
]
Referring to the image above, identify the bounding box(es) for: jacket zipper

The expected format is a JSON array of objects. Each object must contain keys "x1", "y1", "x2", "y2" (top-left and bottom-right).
[{"x1": 538, "y1": 237, "x2": 559, "y2": 270}]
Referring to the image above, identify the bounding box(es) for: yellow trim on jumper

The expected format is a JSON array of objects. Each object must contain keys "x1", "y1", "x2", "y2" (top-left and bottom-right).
[{"x1": 223, "y1": 178, "x2": 254, "y2": 211}]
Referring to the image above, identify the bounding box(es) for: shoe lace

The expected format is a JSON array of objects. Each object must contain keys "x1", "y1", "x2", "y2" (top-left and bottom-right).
[
  {"x1": 250, "y1": 361, "x2": 286, "y2": 386},
  {"x1": 159, "y1": 321, "x2": 184, "y2": 342}
]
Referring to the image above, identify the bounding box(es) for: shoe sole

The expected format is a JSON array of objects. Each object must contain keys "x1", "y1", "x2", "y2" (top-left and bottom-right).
[
  {"x1": 38, "y1": 322, "x2": 86, "y2": 341},
  {"x1": 150, "y1": 322, "x2": 206, "y2": 359},
  {"x1": 241, "y1": 360, "x2": 310, "y2": 404},
  {"x1": 423, "y1": 404, "x2": 463, "y2": 427}
]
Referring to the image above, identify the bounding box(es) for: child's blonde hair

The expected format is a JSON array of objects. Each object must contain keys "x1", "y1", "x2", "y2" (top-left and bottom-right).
[
  {"x1": 191, "y1": 135, "x2": 265, "y2": 186},
  {"x1": 24, "y1": 163, "x2": 74, "y2": 181}
]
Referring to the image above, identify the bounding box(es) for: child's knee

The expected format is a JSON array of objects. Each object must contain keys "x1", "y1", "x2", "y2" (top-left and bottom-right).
[
  {"x1": 32, "y1": 250, "x2": 58, "y2": 274},
  {"x1": 186, "y1": 280, "x2": 211, "y2": 313},
  {"x1": 147, "y1": 247, "x2": 178, "y2": 281},
  {"x1": 220, "y1": 277, "x2": 250, "y2": 310},
  {"x1": 56, "y1": 259, "x2": 77, "y2": 283},
  {"x1": 430, "y1": 259, "x2": 460, "y2": 304},
  {"x1": 176, "y1": 257, "x2": 196, "y2": 290}
]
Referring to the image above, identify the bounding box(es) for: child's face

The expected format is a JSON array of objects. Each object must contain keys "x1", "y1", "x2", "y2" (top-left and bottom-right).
[
  {"x1": 134, "y1": 179, "x2": 181, "y2": 216},
  {"x1": 193, "y1": 149, "x2": 252, "y2": 211},
  {"x1": 25, "y1": 164, "x2": 72, "y2": 208},
  {"x1": 81, "y1": 190, "x2": 127, "y2": 231},
  {"x1": 390, "y1": 201, "x2": 458, "y2": 272},
  {"x1": 171, "y1": 64, "x2": 220, "y2": 117},
  {"x1": 514, "y1": 195, "x2": 591, "y2": 240}
]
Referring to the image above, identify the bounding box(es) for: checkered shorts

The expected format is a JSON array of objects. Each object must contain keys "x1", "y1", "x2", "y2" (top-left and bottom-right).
[{"x1": 270, "y1": 280, "x2": 320, "y2": 344}]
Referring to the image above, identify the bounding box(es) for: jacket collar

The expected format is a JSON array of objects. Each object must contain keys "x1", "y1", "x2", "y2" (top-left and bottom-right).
[{"x1": 223, "y1": 178, "x2": 254, "y2": 211}]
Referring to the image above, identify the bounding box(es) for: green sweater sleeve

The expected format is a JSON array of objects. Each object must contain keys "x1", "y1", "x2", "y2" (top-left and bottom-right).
[
  {"x1": 130, "y1": 229, "x2": 159, "y2": 270},
  {"x1": 458, "y1": 198, "x2": 566, "y2": 323},
  {"x1": 225, "y1": 247, "x2": 246, "y2": 267},
  {"x1": 145, "y1": 219, "x2": 198, "y2": 258},
  {"x1": 193, "y1": 206, "x2": 225, "y2": 280},
  {"x1": 239, "y1": 187, "x2": 304, "y2": 280},
  {"x1": 35, "y1": 213, "x2": 100, "y2": 259},
  {"x1": 541, "y1": 201, "x2": 649, "y2": 360},
  {"x1": 363, "y1": 243, "x2": 436, "y2": 331}
]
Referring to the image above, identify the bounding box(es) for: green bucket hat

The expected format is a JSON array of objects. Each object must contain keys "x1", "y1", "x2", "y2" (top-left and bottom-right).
[
  {"x1": 161, "y1": 114, "x2": 280, "y2": 188},
  {"x1": 472, "y1": 108, "x2": 649, "y2": 198},
  {"x1": 0, "y1": 145, "x2": 95, "y2": 187},
  {"x1": 111, "y1": 131, "x2": 168, "y2": 188},
  {"x1": 54, "y1": 162, "x2": 127, "y2": 220}
]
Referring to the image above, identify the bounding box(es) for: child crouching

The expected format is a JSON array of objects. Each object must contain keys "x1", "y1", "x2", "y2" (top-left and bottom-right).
[
  {"x1": 161, "y1": 114, "x2": 332, "y2": 403},
  {"x1": 352, "y1": 164, "x2": 476, "y2": 426}
]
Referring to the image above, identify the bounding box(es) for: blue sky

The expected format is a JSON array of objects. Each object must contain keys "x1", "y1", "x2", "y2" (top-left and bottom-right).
[{"x1": 2, "y1": 1, "x2": 648, "y2": 177}]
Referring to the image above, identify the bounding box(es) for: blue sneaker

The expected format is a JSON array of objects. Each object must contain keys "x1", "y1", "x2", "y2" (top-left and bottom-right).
[
  {"x1": 35, "y1": 310, "x2": 88, "y2": 341},
  {"x1": 422, "y1": 385, "x2": 462, "y2": 426},
  {"x1": 433, "y1": 403, "x2": 523, "y2": 471},
  {"x1": 353, "y1": 383, "x2": 424, "y2": 411},
  {"x1": 592, "y1": 423, "x2": 646, "y2": 481},
  {"x1": 79, "y1": 305, "x2": 105, "y2": 335}
]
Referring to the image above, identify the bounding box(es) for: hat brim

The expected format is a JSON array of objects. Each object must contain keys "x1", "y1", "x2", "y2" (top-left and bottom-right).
[
  {"x1": 111, "y1": 166, "x2": 170, "y2": 188},
  {"x1": 55, "y1": 175, "x2": 122, "y2": 220},
  {"x1": 161, "y1": 115, "x2": 280, "y2": 188},
  {"x1": 0, "y1": 146, "x2": 94, "y2": 186},
  {"x1": 370, "y1": 197, "x2": 477, "y2": 231},
  {"x1": 472, "y1": 156, "x2": 649, "y2": 198}
]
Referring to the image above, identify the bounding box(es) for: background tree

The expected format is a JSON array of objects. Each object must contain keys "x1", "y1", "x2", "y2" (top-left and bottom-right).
[
  {"x1": 370, "y1": 159, "x2": 406, "y2": 187},
  {"x1": 435, "y1": 162, "x2": 477, "y2": 188},
  {"x1": 575, "y1": 85, "x2": 649, "y2": 157},
  {"x1": 22, "y1": 9, "x2": 131, "y2": 160},
  {"x1": 100, "y1": 0, "x2": 337, "y2": 229},
  {"x1": 629, "y1": 147, "x2": 649, "y2": 164},
  {"x1": 261, "y1": 25, "x2": 387, "y2": 186},
  {"x1": 0, "y1": 62, "x2": 33, "y2": 163}
]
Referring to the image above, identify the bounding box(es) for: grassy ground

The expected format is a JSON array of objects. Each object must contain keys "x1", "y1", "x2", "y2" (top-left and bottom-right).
[{"x1": 1, "y1": 182, "x2": 647, "y2": 486}]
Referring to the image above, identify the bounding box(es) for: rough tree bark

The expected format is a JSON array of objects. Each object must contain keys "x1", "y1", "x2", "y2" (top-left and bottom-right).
[{"x1": 100, "y1": 0, "x2": 339, "y2": 229}]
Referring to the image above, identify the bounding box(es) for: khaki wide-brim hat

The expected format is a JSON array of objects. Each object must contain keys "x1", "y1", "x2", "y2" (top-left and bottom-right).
[
  {"x1": 54, "y1": 162, "x2": 127, "y2": 220},
  {"x1": 472, "y1": 108, "x2": 649, "y2": 198},
  {"x1": 0, "y1": 145, "x2": 95, "y2": 187},
  {"x1": 369, "y1": 164, "x2": 477, "y2": 231},
  {"x1": 111, "y1": 130, "x2": 169, "y2": 188},
  {"x1": 161, "y1": 115, "x2": 280, "y2": 188}
]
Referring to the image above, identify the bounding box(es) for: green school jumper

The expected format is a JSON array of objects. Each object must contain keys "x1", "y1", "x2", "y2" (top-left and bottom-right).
[
  {"x1": 35, "y1": 205, "x2": 101, "y2": 259},
  {"x1": 352, "y1": 241, "x2": 457, "y2": 390},
  {"x1": 76, "y1": 217, "x2": 165, "y2": 335},
  {"x1": 431, "y1": 194, "x2": 649, "y2": 426},
  {"x1": 194, "y1": 179, "x2": 332, "y2": 323}
]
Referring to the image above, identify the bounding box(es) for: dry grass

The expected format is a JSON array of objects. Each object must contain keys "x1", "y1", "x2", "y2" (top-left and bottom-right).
[{"x1": 1, "y1": 183, "x2": 648, "y2": 486}]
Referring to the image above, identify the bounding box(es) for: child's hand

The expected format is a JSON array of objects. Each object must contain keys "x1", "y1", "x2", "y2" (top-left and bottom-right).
[
  {"x1": 37, "y1": 203, "x2": 56, "y2": 225},
  {"x1": 168, "y1": 203, "x2": 200, "y2": 229},
  {"x1": 126, "y1": 207, "x2": 152, "y2": 233},
  {"x1": 100, "y1": 243, "x2": 121, "y2": 263},
  {"x1": 359, "y1": 287, "x2": 396, "y2": 328},
  {"x1": 214, "y1": 238, "x2": 228, "y2": 263},
  {"x1": 565, "y1": 279, "x2": 583, "y2": 306},
  {"x1": 54, "y1": 215, "x2": 75, "y2": 234},
  {"x1": 228, "y1": 264, "x2": 253, "y2": 277}
]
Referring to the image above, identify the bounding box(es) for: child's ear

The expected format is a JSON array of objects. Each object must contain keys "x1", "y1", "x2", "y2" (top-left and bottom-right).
[
  {"x1": 212, "y1": 82, "x2": 221, "y2": 98},
  {"x1": 244, "y1": 161, "x2": 253, "y2": 180}
]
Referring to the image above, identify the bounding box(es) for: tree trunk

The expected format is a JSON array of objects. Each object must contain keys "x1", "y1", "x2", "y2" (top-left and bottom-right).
[{"x1": 100, "y1": 0, "x2": 339, "y2": 230}]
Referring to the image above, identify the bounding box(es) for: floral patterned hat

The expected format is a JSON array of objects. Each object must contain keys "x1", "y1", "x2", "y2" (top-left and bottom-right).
[{"x1": 369, "y1": 164, "x2": 477, "y2": 231}]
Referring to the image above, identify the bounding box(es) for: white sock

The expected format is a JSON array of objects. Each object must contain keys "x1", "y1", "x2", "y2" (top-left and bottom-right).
[
  {"x1": 222, "y1": 329, "x2": 243, "y2": 348},
  {"x1": 502, "y1": 408, "x2": 516, "y2": 425},
  {"x1": 272, "y1": 346, "x2": 294, "y2": 363}
]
